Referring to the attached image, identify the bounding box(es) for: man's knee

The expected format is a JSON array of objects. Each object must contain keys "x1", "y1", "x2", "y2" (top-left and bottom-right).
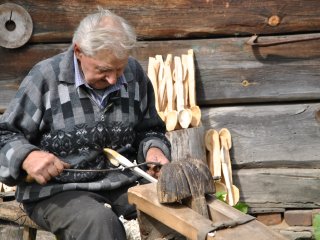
[
  {"x1": 81, "y1": 205, "x2": 119, "y2": 226},
  {"x1": 59, "y1": 205, "x2": 126, "y2": 239}
]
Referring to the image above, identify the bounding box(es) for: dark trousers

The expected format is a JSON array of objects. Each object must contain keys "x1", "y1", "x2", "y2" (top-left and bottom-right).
[{"x1": 23, "y1": 186, "x2": 137, "y2": 240}]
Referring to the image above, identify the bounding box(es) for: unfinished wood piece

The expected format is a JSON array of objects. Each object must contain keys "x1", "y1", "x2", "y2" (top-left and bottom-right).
[
  {"x1": 128, "y1": 183, "x2": 287, "y2": 240},
  {"x1": 103, "y1": 148, "x2": 157, "y2": 183},
  {"x1": 187, "y1": 49, "x2": 201, "y2": 127}
]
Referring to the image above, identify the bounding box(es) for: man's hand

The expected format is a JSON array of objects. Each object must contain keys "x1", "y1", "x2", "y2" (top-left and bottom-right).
[
  {"x1": 145, "y1": 147, "x2": 170, "y2": 179},
  {"x1": 22, "y1": 150, "x2": 70, "y2": 185}
]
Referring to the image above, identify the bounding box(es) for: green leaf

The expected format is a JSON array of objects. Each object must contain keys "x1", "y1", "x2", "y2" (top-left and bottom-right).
[
  {"x1": 215, "y1": 191, "x2": 227, "y2": 202},
  {"x1": 313, "y1": 214, "x2": 320, "y2": 240},
  {"x1": 233, "y1": 202, "x2": 249, "y2": 214},
  {"x1": 214, "y1": 191, "x2": 249, "y2": 214}
]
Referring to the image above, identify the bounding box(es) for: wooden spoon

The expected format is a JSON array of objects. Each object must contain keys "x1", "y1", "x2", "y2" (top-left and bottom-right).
[
  {"x1": 205, "y1": 129, "x2": 221, "y2": 178},
  {"x1": 156, "y1": 55, "x2": 167, "y2": 122},
  {"x1": 219, "y1": 129, "x2": 240, "y2": 206},
  {"x1": 174, "y1": 56, "x2": 192, "y2": 129},
  {"x1": 147, "y1": 57, "x2": 160, "y2": 112},
  {"x1": 103, "y1": 148, "x2": 157, "y2": 183},
  {"x1": 205, "y1": 129, "x2": 227, "y2": 199},
  {"x1": 181, "y1": 54, "x2": 189, "y2": 107},
  {"x1": 164, "y1": 54, "x2": 178, "y2": 131},
  {"x1": 187, "y1": 49, "x2": 201, "y2": 127}
]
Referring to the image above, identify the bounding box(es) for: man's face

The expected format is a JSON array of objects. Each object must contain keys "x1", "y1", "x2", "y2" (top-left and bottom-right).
[{"x1": 74, "y1": 44, "x2": 128, "y2": 89}]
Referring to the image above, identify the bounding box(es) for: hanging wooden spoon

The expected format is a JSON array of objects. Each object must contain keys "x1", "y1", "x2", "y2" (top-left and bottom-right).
[
  {"x1": 205, "y1": 129, "x2": 227, "y2": 197},
  {"x1": 164, "y1": 54, "x2": 178, "y2": 131},
  {"x1": 205, "y1": 129, "x2": 221, "y2": 178},
  {"x1": 187, "y1": 49, "x2": 201, "y2": 127},
  {"x1": 219, "y1": 129, "x2": 240, "y2": 206},
  {"x1": 156, "y1": 55, "x2": 167, "y2": 122},
  {"x1": 174, "y1": 56, "x2": 192, "y2": 129},
  {"x1": 147, "y1": 57, "x2": 160, "y2": 112}
]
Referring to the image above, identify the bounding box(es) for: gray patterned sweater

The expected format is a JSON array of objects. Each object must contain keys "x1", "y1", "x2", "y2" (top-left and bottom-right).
[{"x1": 0, "y1": 47, "x2": 171, "y2": 202}]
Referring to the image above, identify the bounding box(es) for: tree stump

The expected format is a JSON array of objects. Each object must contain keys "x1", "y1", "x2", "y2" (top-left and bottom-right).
[{"x1": 166, "y1": 126, "x2": 206, "y2": 163}]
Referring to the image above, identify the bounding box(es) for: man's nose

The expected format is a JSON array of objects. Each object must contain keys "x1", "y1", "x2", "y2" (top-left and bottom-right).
[{"x1": 106, "y1": 71, "x2": 117, "y2": 85}]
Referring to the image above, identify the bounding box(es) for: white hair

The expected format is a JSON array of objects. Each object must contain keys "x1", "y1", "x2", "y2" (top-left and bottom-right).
[{"x1": 72, "y1": 7, "x2": 136, "y2": 59}]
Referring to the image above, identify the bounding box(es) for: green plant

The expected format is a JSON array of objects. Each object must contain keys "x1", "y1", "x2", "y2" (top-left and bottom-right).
[
  {"x1": 313, "y1": 214, "x2": 320, "y2": 240},
  {"x1": 214, "y1": 191, "x2": 249, "y2": 214}
]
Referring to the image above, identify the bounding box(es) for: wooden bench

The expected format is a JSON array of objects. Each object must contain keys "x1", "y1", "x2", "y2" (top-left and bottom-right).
[
  {"x1": 0, "y1": 192, "x2": 43, "y2": 240},
  {"x1": 128, "y1": 183, "x2": 288, "y2": 240}
]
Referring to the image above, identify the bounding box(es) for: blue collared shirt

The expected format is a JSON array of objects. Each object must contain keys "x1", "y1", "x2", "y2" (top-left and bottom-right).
[{"x1": 73, "y1": 54, "x2": 127, "y2": 108}]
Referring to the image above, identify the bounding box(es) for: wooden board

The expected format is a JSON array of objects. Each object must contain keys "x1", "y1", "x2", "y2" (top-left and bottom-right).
[
  {"x1": 233, "y1": 168, "x2": 320, "y2": 209},
  {"x1": 0, "y1": 200, "x2": 40, "y2": 229},
  {"x1": 1, "y1": 34, "x2": 320, "y2": 111},
  {"x1": 128, "y1": 183, "x2": 287, "y2": 240},
  {"x1": 2, "y1": 0, "x2": 320, "y2": 42},
  {"x1": 202, "y1": 103, "x2": 320, "y2": 168}
]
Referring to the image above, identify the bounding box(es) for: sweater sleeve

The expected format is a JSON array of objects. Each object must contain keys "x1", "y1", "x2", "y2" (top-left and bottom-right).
[
  {"x1": 0, "y1": 65, "x2": 45, "y2": 185},
  {"x1": 130, "y1": 59, "x2": 171, "y2": 163}
]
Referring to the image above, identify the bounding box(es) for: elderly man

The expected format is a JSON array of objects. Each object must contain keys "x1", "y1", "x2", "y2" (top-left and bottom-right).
[{"x1": 0, "y1": 7, "x2": 170, "y2": 239}]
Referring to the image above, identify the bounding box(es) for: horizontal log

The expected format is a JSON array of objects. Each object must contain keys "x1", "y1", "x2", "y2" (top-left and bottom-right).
[
  {"x1": 2, "y1": 0, "x2": 320, "y2": 42},
  {"x1": 1, "y1": 34, "x2": 320, "y2": 111},
  {"x1": 233, "y1": 168, "x2": 320, "y2": 209},
  {"x1": 202, "y1": 103, "x2": 320, "y2": 168}
]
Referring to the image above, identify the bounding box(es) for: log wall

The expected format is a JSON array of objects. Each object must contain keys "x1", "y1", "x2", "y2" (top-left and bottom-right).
[{"x1": 1, "y1": 0, "x2": 320, "y2": 210}]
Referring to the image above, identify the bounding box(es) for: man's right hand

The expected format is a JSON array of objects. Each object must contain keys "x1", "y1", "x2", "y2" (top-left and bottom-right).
[{"x1": 22, "y1": 150, "x2": 70, "y2": 185}]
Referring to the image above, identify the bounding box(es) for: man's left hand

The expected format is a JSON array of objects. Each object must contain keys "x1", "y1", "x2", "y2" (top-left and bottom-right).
[{"x1": 145, "y1": 147, "x2": 170, "y2": 179}]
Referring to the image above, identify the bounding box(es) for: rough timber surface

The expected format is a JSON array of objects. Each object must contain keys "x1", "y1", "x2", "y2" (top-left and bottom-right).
[
  {"x1": 233, "y1": 168, "x2": 320, "y2": 209},
  {"x1": 202, "y1": 103, "x2": 320, "y2": 168},
  {"x1": 1, "y1": 34, "x2": 320, "y2": 111},
  {"x1": 2, "y1": 0, "x2": 320, "y2": 41}
]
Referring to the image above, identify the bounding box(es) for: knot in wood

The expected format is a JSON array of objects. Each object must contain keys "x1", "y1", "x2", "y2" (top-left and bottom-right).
[{"x1": 268, "y1": 15, "x2": 281, "y2": 27}]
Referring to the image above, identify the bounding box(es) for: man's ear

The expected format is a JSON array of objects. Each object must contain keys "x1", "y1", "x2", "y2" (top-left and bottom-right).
[{"x1": 74, "y1": 44, "x2": 82, "y2": 59}]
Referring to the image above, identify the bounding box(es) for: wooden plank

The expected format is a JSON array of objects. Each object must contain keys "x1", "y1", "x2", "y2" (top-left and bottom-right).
[
  {"x1": 0, "y1": 201, "x2": 40, "y2": 229},
  {"x1": 128, "y1": 183, "x2": 286, "y2": 240},
  {"x1": 2, "y1": 0, "x2": 320, "y2": 42},
  {"x1": 206, "y1": 195, "x2": 287, "y2": 240},
  {"x1": 1, "y1": 34, "x2": 320, "y2": 110},
  {"x1": 202, "y1": 103, "x2": 320, "y2": 168},
  {"x1": 136, "y1": 210, "x2": 184, "y2": 240},
  {"x1": 233, "y1": 168, "x2": 320, "y2": 209},
  {"x1": 128, "y1": 183, "x2": 215, "y2": 240}
]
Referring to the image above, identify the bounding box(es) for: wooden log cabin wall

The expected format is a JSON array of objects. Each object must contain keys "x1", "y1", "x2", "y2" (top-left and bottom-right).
[{"x1": 1, "y1": 0, "x2": 320, "y2": 229}]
